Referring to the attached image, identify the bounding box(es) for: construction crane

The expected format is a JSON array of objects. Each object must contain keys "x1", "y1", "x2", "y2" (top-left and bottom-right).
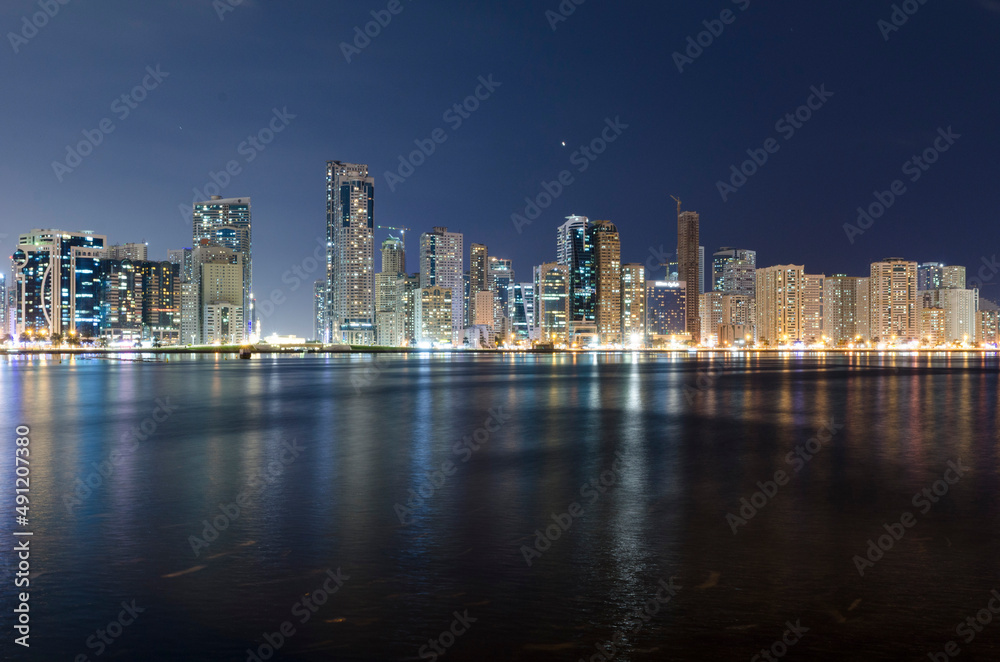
[
  {"x1": 670, "y1": 196, "x2": 682, "y2": 217},
  {"x1": 376, "y1": 225, "x2": 411, "y2": 239}
]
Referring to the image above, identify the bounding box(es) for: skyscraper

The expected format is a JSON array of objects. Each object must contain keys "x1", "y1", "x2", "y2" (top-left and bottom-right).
[
  {"x1": 469, "y1": 243, "x2": 489, "y2": 328},
  {"x1": 557, "y1": 215, "x2": 595, "y2": 329},
  {"x1": 375, "y1": 236, "x2": 406, "y2": 346},
  {"x1": 534, "y1": 262, "x2": 570, "y2": 344},
  {"x1": 824, "y1": 275, "x2": 867, "y2": 345},
  {"x1": 11, "y1": 229, "x2": 106, "y2": 337},
  {"x1": 645, "y1": 280, "x2": 686, "y2": 346},
  {"x1": 590, "y1": 220, "x2": 622, "y2": 345},
  {"x1": 314, "y1": 280, "x2": 327, "y2": 342},
  {"x1": 917, "y1": 262, "x2": 944, "y2": 291},
  {"x1": 713, "y1": 248, "x2": 757, "y2": 296},
  {"x1": 621, "y1": 263, "x2": 645, "y2": 345},
  {"x1": 420, "y1": 227, "x2": 463, "y2": 345},
  {"x1": 138, "y1": 260, "x2": 181, "y2": 345},
  {"x1": 381, "y1": 236, "x2": 406, "y2": 276},
  {"x1": 699, "y1": 245, "x2": 705, "y2": 295},
  {"x1": 755, "y1": 265, "x2": 805, "y2": 345},
  {"x1": 870, "y1": 258, "x2": 918, "y2": 343},
  {"x1": 942, "y1": 265, "x2": 967, "y2": 290},
  {"x1": 327, "y1": 161, "x2": 375, "y2": 344},
  {"x1": 415, "y1": 286, "x2": 453, "y2": 346},
  {"x1": 489, "y1": 256, "x2": 514, "y2": 340},
  {"x1": 192, "y1": 196, "x2": 252, "y2": 336},
  {"x1": 0, "y1": 273, "x2": 7, "y2": 337},
  {"x1": 677, "y1": 210, "x2": 701, "y2": 342},
  {"x1": 106, "y1": 242, "x2": 149, "y2": 262},
  {"x1": 802, "y1": 274, "x2": 825, "y2": 343}
]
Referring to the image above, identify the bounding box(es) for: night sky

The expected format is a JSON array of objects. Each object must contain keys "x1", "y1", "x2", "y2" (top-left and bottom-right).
[{"x1": 3, "y1": 0, "x2": 998, "y2": 337}]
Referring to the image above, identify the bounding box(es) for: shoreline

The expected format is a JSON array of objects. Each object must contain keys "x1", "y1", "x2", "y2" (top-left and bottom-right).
[{"x1": 3, "y1": 346, "x2": 999, "y2": 356}]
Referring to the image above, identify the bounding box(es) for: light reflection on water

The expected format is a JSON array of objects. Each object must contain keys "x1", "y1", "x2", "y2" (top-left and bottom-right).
[{"x1": 0, "y1": 352, "x2": 998, "y2": 661}]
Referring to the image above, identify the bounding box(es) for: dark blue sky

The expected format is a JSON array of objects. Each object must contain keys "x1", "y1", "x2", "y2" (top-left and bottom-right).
[{"x1": 3, "y1": 0, "x2": 998, "y2": 337}]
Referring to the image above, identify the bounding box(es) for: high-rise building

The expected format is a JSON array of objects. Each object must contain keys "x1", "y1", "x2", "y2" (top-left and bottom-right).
[
  {"x1": 168, "y1": 248, "x2": 193, "y2": 283},
  {"x1": 398, "y1": 273, "x2": 420, "y2": 347},
  {"x1": 327, "y1": 161, "x2": 375, "y2": 344},
  {"x1": 374, "y1": 236, "x2": 406, "y2": 346},
  {"x1": 942, "y1": 265, "x2": 966, "y2": 290},
  {"x1": 721, "y1": 294, "x2": 754, "y2": 332},
  {"x1": 917, "y1": 262, "x2": 944, "y2": 291},
  {"x1": 590, "y1": 220, "x2": 622, "y2": 345},
  {"x1": 645, "y1": 280, "x2": 687, "y2": 346},
  {"x1": 699, "y1": 291, "x2": 724, "y2": 345},
  {"x1": 824, "y1": 275, "x2": 868, "y2": 345},
  {"x1": 677, "y1": 211, "x2": 701, "y2": 343},
  {"x1": 420, "y1": 227, "x2": 463, "y2": 345},
  {"x1": 712, "y1": 248, "x2": 757, "y2": 296},
  {"x1": 978, "y1": 305, "x2": 999, "y2": 346},
  {"x1": 415, "y1": 286, "x2": 453, "y2": 346},
  {"x1": 802, "y1": 274, "x2": 825, "y2": 343},
  {"x1": 106, "y1": 243, "x2": 148, "y2": 262},
  {"x1": 557, "y1": 215, "x2": 595, "y2": 328},
  {"x1": 870, "y1": 258, "x2": 918, "y2": 343},
  {"x1": 489, "y1": 256, "x2": 514, "y2": 339},
  {"x1": 11, "y1": 229, "x2": 106, "y2": 337},
  {"x1": 699, "y1": 245, "x2": 705, "y2": 295},
  {"x1": 381, "y1": 236, "x2": 406, "y2": 276},
  {"x1": 920, "y1": 308, "x2": 947, "y2": 345},
  {"x1": 0, "y1": 273, "x2": 7, "y2": 337},
  {"x1": 921, "y1": 288, "x2": 978, "y2": 343},
  {"x1": 98, "y1": 259, "x2": 145, "y2": 344},
  {"x1": 192, "y1": 196, "x2": 252, "y2": 336},
  {"x1": 534, "y1": 263, "x2": 570, "y2": 344},
  {"x1": 520, "y1": 281, "x2": 535, "y2": 331},
  {"x1": 510, "y1": 283, "x2": 530, "y2": 342},
  {"x1": 314, "y1": 280, "x2": 327, "y2": 342},
  {"x1": 755, "y1": 265, "x2": 805, "y2": 345},
  {"x1": 201, "y1": 253, "x2": 245, "y2": 344},
  {"x1": 469, "y1": 243, "x2": 489, "y2": 328},
  {"x1": 138, "y1": 260, "x2": 181, "y2": 345},
  {"x1": 621, "y1": 263, "x2": 645, "y2": 345}
]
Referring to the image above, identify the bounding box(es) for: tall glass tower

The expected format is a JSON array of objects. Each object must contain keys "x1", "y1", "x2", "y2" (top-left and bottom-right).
[
  {"x1": 327, "y1": 161, "x2": 375, "y2": 344},
  {"x1": 556, "y1": 215, "x2": 595, "y2": 327}
]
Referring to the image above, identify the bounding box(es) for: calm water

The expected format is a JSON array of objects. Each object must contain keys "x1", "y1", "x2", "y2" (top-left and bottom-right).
[{"x1": 2, "y1": 352, "x2": 1000, "y2": 661}]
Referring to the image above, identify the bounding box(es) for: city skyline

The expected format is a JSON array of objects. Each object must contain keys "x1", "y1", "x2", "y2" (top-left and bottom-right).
[{"x1": 2, "y1": 3, "x2": 998, "y2": 339}]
